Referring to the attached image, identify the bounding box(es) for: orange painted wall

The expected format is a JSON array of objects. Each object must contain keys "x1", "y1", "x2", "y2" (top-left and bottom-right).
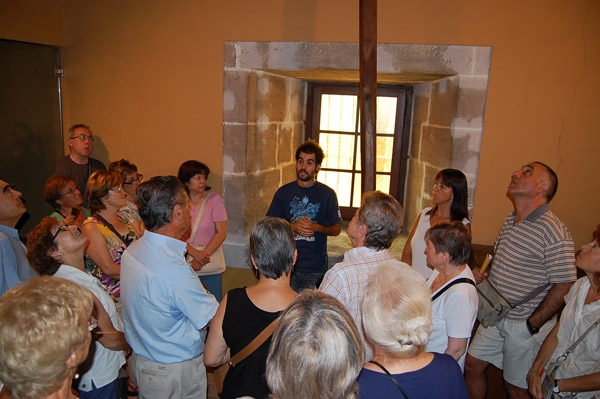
[{"x1": 3, "y1": 0, "x2": 599, "y2": 248}]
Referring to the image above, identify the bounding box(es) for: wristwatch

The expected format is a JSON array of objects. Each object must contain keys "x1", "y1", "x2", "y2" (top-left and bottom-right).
[
  {"x1": 552, "y1": 379, "x2": 560, "y2": 394},
  {"x1": 526, "y1": 318, "x2": 540, "y2": 335}
]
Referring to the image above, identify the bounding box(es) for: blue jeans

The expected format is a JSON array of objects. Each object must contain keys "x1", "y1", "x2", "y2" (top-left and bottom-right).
[
  {"x1": 291, "y1": 272, "x2": 325, "y2": 292},
  {"x1": 199, "y1": 273, "x2": 222, "y2": 302}
]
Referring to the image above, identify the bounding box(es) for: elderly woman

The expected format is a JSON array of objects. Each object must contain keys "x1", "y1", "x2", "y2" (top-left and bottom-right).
[
  {"x1": 178, "y1": 160, "x2": 228, "y2": 301},
  {"x1": 44, "y1": 174, "x2": 91, "y2": 228},
  {"x1": 358, "y1": 263, "x2": 468, "y2": 398},
  {"x1": 0, "y1": 276, "x2": 94, "y2": 399},
  {"x1": 108, "y1": 159, "x2": 144, "y2": 237},
  {"x1": 83, "y1": 170, "x2": 138, "y2": 302},
  {"x1": 527, "y1": 224, "x2": 600, "y2": 399},
  {"x1": 26, "y1": 217, "x2": 129, "y2": 399},
  {"x1": 266, "y1": 290, "x2": 365, "y2": 399},
  {"x1": 424, "y1": 221, "x2": 478, "y2": 370},
  {"x1": 402, "y1": 168, "x2": 471, "y2": 279},
  {"x1": 204, "y1": 217, "x2": 297, "y2": 399}
]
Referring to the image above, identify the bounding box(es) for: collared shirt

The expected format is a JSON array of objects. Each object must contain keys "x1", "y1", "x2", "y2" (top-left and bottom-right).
[
  {"x1": 0, "y1": 224, "x2": 37, "y2": 297},
  {"x1": 319, "y1": 246, "x2": 412, "y2": 359},
  {"x1": 490, "y1": 204, "x2": 577, "y2": 321},
  {"x1": 121, "y1": 230, "x2": 218, "y2": 364},
  {"x1": 54, "y1": 265, "x2": 125, "y2": 391}
]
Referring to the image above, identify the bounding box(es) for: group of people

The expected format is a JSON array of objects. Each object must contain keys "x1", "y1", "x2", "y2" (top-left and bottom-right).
[{"x1": 0, "y1": 123, "x2": 598, "y2": 399}]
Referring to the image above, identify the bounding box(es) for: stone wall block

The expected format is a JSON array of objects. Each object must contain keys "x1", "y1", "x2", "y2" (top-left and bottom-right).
[
  {"x1": 428, "y1": 77, "x2": 459, "y2": 127},
  {"x1": 420, "y1": 125, "x2": 453, "y2": 167},
  {"x1": 224, "y1": 42, "x2": 237, "y2": 68},
  {"x1": 248, "y1": 124, "x2": 278, "y2": 172},
  {"x1": 223, "y1": 71, "x2": 249, "y2": 123},
  {"x1": 455, "y1": 76, "x2": 489, "y2": 128},
  {"x1": 222, "y1": 124, "x2": 248, "y2": 174},
  {"x1": 249, "y1": 72, "x2": 288, "y2": 123}
]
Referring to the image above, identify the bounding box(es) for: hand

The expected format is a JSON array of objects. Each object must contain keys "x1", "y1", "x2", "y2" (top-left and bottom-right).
[
  {"x1": 292, "y1": 216, "x2": 314, "y2": 237},
  {"x1": 63, "y1": 214, "x2": 76, "y2": 225},
  {"x1": 527, "y1": 370, "x2": 544, "y2": 399},
  {"x1": 187, "y1": 246, "x2": 211, "y2": 269},
  {"x1": 472, "y1": 267, "x2": 488, "y2": 284}
]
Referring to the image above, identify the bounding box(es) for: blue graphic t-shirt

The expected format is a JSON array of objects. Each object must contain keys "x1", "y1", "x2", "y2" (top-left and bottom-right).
[{"x1": 266, "y1": 181, "x2": 341, "y2": 274}]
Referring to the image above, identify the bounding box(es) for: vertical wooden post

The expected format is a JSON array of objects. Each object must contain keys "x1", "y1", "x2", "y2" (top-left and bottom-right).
[{"x1": 359, "y1": 0, "x2": 377, "y2": 193}]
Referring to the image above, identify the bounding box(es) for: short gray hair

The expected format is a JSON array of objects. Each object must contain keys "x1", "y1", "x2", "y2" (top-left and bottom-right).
[
  {"x1": 135, "y1": 176, "x2": 188, "y2": 231},
  {"x1": 250, "y1": 217, "x2": 295, "y2": 279},
  {"x1": 358, "y1": 191, "x2": 404, "y2": 250}
]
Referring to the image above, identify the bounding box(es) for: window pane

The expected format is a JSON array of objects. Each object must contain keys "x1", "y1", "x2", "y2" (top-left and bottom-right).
[
  {"x1": 319, "y1": 133, "x2": 355, "y2": 170},
  {"x1": 352, "y1": 175, "x2": 362, "y2": 208},
  {"x1": 376, "y1": 96, "x2": 397, "y2": 134},
  {"x1": 376, "y1": 136, "x2": 394, "y2": 173},
  {"x1": 320, "y1": 94, "x2": 357, "y2": 132},
  {"x1": 376, "y1": 174, "x2": 391, "y2": 194},
  {"x1": 319, "y1": 170, "x2": 353, "y2": 207}
]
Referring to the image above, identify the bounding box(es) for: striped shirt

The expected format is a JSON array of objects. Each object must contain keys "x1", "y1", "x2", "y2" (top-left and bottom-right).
[
  {"x1": 319, "y1": 247, "x2": 412, "y2": 359},
  {"x1": 489, "y1": 204, "x2": 576, "y2": 321}
]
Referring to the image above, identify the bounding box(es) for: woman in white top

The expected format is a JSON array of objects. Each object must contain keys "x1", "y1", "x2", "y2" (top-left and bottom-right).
[
  {"x1": 424, "y1": 221, "x2": 478, "y2": 370},
  {"x1": 527, "y1": 224, "x2": 600, "y2": 399},
  {"x1": 402, "y1": 168, "x2": 471, "y2": 279},
  {"x1": 27, "y1": 217, "x2": 129, "y2": 399}
]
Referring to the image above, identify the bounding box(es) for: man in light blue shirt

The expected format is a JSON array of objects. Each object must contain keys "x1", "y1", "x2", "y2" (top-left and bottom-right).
[
  {"x1": 121, "y1": 176, "x2": 218, "y2": 399},
  {"x1": 0, "y1": 179, "x2": 37, "y2": 297}
]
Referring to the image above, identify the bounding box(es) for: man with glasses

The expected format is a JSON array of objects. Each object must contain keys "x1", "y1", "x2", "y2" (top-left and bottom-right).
[
  {"x1": 52, "y1": 123, "x2": 106, "y2": 204},
  {"x1": 0, "y1": 179, "x2": 37, "y2": 296}
]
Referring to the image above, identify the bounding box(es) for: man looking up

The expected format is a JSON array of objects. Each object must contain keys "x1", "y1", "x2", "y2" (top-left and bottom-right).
[
  {"x1": 0, "y1": 179, "x2": 37, "y2": 296},
  {"x1": 52, "y1": 124, "x2": 106, "y2": 203},
  {"x1": 121, "y1": 176, "x2": 218, "y2": 399},
  {"x1": 267, "y1": 140, "x2": 341, "y2": 291},
  {"x1": 319, "y1": 190, "x2": 410, "y2": 359},
  {"x1": 465, "y1": 162, "x2": 577, "y2": 399}
]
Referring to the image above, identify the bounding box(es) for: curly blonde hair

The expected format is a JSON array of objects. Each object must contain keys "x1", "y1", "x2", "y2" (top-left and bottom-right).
[{"x1": 0, "y1": 276, "x2": 94, "y2": 399}]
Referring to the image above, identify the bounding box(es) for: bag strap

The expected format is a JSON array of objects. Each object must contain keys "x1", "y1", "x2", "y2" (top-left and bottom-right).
[
  {"x1": 512, "y1": 282, "x2": 550, "y2": 308},
  {"x1": 431, "y1": 278, "x2": 475, "y2": 302},
  {"x1": 93, "y1": 214, "x2": 130, "y2": 247},
  {"x1": 189, "y1": 193, "x2": 213, "y2": 241},
  {"x1": 548, "y1": 315, "x2": 600, "y2": 377},
  {"x1": 229, "y1": 316, "x2": 280, "y2": 367},
  {"x1": 368, "y1": 360, "x2": 409, "y2": 399}
]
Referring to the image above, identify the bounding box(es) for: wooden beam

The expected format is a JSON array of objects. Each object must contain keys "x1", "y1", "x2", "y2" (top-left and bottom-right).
[{"x1": 359, "y1": 0, "x2": 377, "y2": 193}]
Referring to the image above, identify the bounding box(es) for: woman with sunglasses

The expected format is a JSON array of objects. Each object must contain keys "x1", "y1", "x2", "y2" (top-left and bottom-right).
[
  {"x1": 44, "y1": 174, "x2": 91, "y2": 228},
  {"x1": 82, "y1": 171, "x2": 139, "y2": 306},
  {"x1": 26, "y1": 217, "x2": 129, "y2": 399},
  {"x1": 108, "y1": 159, "x2": 145, "y2": 237}
]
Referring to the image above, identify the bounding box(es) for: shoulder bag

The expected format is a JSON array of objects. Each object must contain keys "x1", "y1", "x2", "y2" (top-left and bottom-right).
[
  {"x1": 186, "y1": 192, "x2": 226, "y2": 275},
  {"x1": 476, "y1": 278, "x2": 549, "y2": 328},
  {"x1": 213, "y1": 316, "x2": 280, "y2": 395},
  {"x1": 541, "y1": 316, "x2": 600, "y2": 398}
]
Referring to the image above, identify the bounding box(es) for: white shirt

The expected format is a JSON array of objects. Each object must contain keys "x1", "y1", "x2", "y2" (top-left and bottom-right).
[
  {"x1": 426, "y1": 266, "x2": 478, "y2": 370},
  {"x1": 54, "y1": 265, "x2": 125, "y2": 391}
]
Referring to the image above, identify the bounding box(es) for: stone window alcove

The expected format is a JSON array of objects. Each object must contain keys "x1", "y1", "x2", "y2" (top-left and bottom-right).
[{"x1": 222, "y1": 42, "x2": 492, "y2": 269}]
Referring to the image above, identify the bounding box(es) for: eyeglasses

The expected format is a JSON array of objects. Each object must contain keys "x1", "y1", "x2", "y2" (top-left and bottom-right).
[
  {"x1": 109, "y1": 186, "x2": 124, "y2": 193},
  {"x1": 52, "y1": 224, "x2": 69, "y2": 241},
  {"x1": 88, "y1": 315, "x2": 98, "y2": 332},
  {"x1": 123, "y1": 174, "x2": 144, "y2": 185},
  {"x1": 69, "y1": 134, "x2": 95, "y2": 142},
  {"x1": 60, "y1": 187, "x2": 79, "y2": 196}
]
